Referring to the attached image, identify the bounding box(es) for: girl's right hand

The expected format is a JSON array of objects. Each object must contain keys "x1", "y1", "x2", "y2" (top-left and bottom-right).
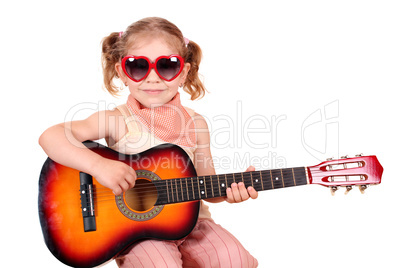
[
  {"x1": 39, "y1": 109, "x2": 137, "y2": 196},
  {"x1": 92, "y1": 158, "x2": 137, "y2": 196}
]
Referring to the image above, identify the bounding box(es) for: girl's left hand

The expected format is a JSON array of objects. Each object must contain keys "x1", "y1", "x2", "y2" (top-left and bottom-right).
[{"x1": 225, "y1": 166, "x2": 258, "y2": 203}]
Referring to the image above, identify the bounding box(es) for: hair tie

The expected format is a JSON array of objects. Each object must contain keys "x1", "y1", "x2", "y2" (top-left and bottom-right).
[
  {"x1": 119, "y1": 31, "x2": 124, "y2": 38},
  {"x1": 184, "y1": 37, "x2": 190, "y2": 47}
]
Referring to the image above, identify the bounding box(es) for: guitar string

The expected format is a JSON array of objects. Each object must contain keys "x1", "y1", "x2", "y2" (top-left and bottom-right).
[
  {"x1": 85, "y1": 169, "x2": 311, "y2": 199},
  {"x1": 80, "y1": 171, "x2": 310, "y2": 206},
  {"x1": 82, "y1": 166, "x2": 344, "y2": 195},
  {"x1": 84, "y1": 168, "x2": 349, "y2": 201},
  {"x1": 84, "y1": 176, "x2": 293, "y2": 206},
  {"x1": 80, "y1": 166, "x2": 347, "y2": 194},
  {"x1": 78, "y1": 169, "x2": 364, "y2": 208},
  {"x1": 81, "y1": 167, "x2": 365, "y2": 200},
  {"x1": 87, "y1": 170, "x2": 309, "y2": 197}
]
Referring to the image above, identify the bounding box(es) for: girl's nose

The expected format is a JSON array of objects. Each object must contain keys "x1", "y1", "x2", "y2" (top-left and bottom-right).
[{"x1": 144, "y1": 68, "x2": 161, "y2": 83}]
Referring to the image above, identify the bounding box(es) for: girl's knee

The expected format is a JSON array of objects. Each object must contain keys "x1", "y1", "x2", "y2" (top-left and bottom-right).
[{"x1": 116, "y1": 240, "x2": 182, "y2": 268}]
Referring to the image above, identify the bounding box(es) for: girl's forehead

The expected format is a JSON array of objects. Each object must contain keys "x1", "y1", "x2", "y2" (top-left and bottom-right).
[{"x1": 126, "y1": 36, "x2": 180, "y2": 59}]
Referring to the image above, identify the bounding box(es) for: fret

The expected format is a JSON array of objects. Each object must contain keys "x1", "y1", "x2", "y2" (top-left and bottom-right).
[
  {"x1": 217, "y1": 175, "x2": 222, "y2": 196},
  {"x1": 233, "y1": 173, "x2": 242, "y2": 185},
  {"x1": 293, "y1": 167, "x2": 309, "y2": 186},
  {"x1": 282, "y1": 168, "x2": 296, "y2": 188},
  {"x1": 211, "y1": 175, "x2": 219, "y2": 197},
  {"x1": 260, "y1": 171, "x2": 272, "y2": 190},
  {"x1": 259, "y1": 170, "x2": 272, "y2": 190},
  {"x1": 243, "y1": 172, "x2": 253, "y2": 189},
  {"x1": 292, "y1": 168, "x2": 296, "y2": 185},
  {"x1": 191, "y1": 178, "x2": 198, "y2": 200},
  {"x1": 191, "y1": 177, "x2": 195, "y2": 200},
  {"x1": 171, "y1": 180, "x2": 176, "y2": 203},
  {"x1": 196, "y1": 178, "x2": 201, "y2": 197},
  {"x1": 175, "y1": 179, "x2": 180, "y2": 202},
  {"x1": 203, "y1": 177, "x2": 208, "y2": 198},
  {"x1": 203, "y1": 176, "x2": 208, "y2": 198},
  {"x1": 269, "y1": 170, "x2": 274, "y2": 189},
  {"x1": 260, "y1": 170, "x2": 265, "y2": 191},
  {"x1": 180, "y1": 178, "x2": 185, "y2": 201},
  {"x1": 218, "y1": 174, "x2": 228, "y2": 196},
  {"x1": 250, "y1": 171, "x2": 263, "y2": 191},
  {"x1": 249, "y1": 172, "x2": 254, "y2": 188},
  {"x1": 165, "y1": 180, "x2": 169, "y2": 204},
  {"x1": 185, "y1": 178, "x2": 189, "y2": 201},
  {"x1": 193, "y1": 177, "x2": 200, "y2": 200},
  {"x1": 271, "y1": 169, "x2": 283, "y2": 189},
  {"x1": 207, "y1": 175, "x2": 214, "y2": 198}
]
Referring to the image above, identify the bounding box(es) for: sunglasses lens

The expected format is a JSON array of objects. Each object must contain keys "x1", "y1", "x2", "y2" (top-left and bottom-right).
[
  {"x1": 156, "y1": 57, "x2": 182, "y2": 80},
  {"x1": 125, "y1": 58, "x2": 149, "y2": 81}
]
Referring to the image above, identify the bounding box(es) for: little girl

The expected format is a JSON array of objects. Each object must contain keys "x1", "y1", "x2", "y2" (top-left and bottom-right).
[{"x1": 39, "y1": 17, "x2": 258, "y2": 268}]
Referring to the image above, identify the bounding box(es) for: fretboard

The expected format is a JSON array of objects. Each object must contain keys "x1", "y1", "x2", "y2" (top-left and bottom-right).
[{"x1": 154, "y1": 167, "x2": 309, "y2": 205}]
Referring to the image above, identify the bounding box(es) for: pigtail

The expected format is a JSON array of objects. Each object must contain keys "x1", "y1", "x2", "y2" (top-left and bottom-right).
[
  {"x1": 101, "y1": 32, "x2": 123, "y2": 96},
  {"x1": 183, "y1": 40, "x2": 206, "y2": 100}
]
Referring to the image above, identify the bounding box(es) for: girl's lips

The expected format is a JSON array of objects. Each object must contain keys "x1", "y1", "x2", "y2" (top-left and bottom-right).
[{"x1": 143, "y1": 89, "x2": 164, "y2": 95}]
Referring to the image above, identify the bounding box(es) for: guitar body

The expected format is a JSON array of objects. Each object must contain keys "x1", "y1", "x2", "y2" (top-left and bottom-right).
[{"x1": 38, "y1": 141, "x2": 200, "y2": 268}]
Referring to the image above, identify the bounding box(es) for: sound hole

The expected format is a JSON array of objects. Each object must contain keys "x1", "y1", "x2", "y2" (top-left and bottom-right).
[{"x1": 125, "y1": 179, "x2": 157, "y2": 212}]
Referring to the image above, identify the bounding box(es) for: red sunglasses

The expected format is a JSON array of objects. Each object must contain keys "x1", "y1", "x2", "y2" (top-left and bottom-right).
[{"x1": 121, "y1": 54, "x2": 184, "y2": 82}]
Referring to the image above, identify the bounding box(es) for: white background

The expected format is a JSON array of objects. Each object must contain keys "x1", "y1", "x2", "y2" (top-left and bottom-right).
[{"x1": 1, "y1": 0, "x2": 401, "y2": 267}]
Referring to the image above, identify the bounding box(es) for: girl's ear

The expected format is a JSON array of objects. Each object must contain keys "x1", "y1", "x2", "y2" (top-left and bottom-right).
[
  {"x1": 115, "y1": 63, "x2": 128, "y2": 86},
  {"x1": 180, "y1": 62, "x2": 191, "y2": 84}
]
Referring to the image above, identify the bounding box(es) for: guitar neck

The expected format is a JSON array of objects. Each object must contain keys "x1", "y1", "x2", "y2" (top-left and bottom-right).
[{"x1": 154, "y1": 167, "x2": 309, "y2": 205}]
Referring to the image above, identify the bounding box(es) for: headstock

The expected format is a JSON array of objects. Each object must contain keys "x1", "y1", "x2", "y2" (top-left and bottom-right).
[{"x1": 307, "y1": 154, "x2": 383, "y2": 195}]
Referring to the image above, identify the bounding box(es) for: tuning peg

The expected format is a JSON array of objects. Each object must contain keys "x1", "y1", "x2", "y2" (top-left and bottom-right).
[
  {"x1": 344, "y1": 186, "x2": 353, "y2": 195},
  {"x1": 341, "y1": 155, "x2": 349, "y2": 159},
  {"x1": 326, "y1": 157, "x2": 334, "y2": 161},
  {"x1": 355, "y1": 153, "x2": 363, "y2": 157},
  {"x1": 359, "y1": 185, "x2": 368, "y2": 194},
  {"x1": 330, "y1": 186, "x2": 338, "y2": 196}
]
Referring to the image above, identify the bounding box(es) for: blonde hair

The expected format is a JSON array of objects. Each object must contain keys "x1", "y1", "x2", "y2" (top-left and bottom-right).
[{"x1": 101, "y1": 17, "x2": 206, "y2": 100}]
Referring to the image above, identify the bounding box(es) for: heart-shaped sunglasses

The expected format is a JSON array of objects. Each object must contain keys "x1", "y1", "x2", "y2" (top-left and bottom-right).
[{"x1": 121, "y1": 54, "x2": 184, "y2": 82}]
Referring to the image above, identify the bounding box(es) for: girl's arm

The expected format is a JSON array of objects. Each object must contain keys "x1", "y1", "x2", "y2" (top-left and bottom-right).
[
  {"x1": 193, "y1": 113, "x2": 258, "y2": 203},
  {"x1": 39, "y1": 109, "x2": 136, "y2": 195}
]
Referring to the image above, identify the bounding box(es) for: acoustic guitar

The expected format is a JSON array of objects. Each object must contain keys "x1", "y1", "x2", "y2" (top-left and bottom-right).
[{"x1": 38, "y1": 141, "x2": 383, "y2": 267}]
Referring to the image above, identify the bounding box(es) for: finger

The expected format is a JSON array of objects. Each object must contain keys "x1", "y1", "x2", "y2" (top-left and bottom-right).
[
  {"x1": 248, "y1": 186, "x2": 258, "y2": 199},
  {"x1": 125, "y1": 178, "x2": 135, "y2": 189},
  {"x1": 230, "y1": 182, "x2": 242, "y2": 202},
  {"x1": 119, "y1": 180, "x2": 130, "y2": 193},
  {"x1": 245, "y1": 165, "x2": 255, "y2": 172},
  {"x1": 129, "y1": 166, "x2": 137, "y2": 179},
  {"x1": 126, "y1": 173, "x2": 136, "y2": 189},
  {"x1": 122, "y1": 166, "x2": 136, "y2": 189},
  {"x1": 238, "y1": 182, "x2": 250, "y2": 201},
  {"x1": 113, "y1": 186, "x2": 122, "y2": 196},
  {"x1": 225, "y1": 188, "x2": 235, "y2": 203}
]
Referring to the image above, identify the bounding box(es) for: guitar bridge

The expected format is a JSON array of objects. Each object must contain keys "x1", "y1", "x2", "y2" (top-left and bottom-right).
[{"x1": 80, "y1": 172, "x2": 96, "y2": 232}]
